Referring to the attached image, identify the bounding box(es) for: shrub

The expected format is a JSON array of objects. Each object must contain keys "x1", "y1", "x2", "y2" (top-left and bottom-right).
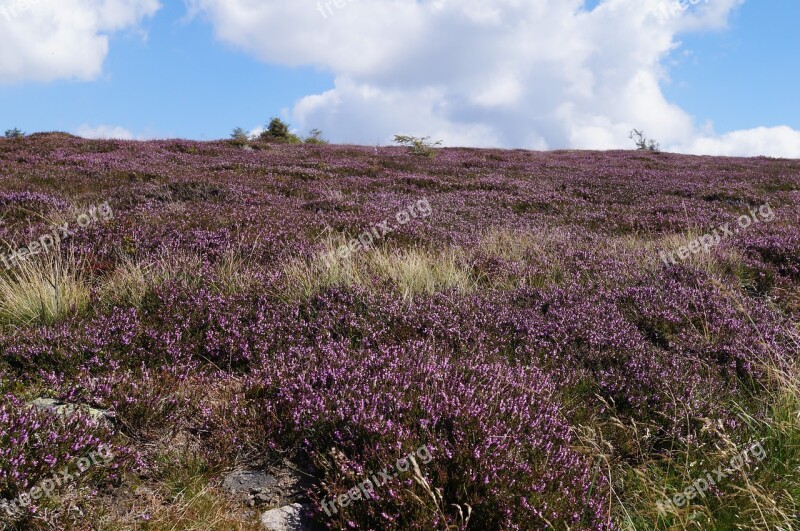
[
  {"x1": 304, "y1": 128, "x2": 328, "y2": 145},
  {"x1": 393, "y1": 135, "x2": 442, "y2": 157},
  {"x1": 266, "y1": 117, "x2": 290, "y2": 139},
  {"x1": 260, "y1": 117, "x2": 301, "y2": 144},
  {"x1": 629, "y1": 129, "x2": 660, "y2": 152},
  {"x1": 229, "y1": 127, "x2": 250, "y2": 147},
  {"x1": 4, "y1": 128, "x2": 24, "y2": 139}
]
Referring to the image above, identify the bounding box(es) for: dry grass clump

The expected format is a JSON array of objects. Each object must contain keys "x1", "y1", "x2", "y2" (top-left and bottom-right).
[
  {"x1": 656, "y1": 231, "x2": 745, "y2": 274},
  {"x1": 369, "y1": 247, "x2": 475, "y2": 299},
  {"x1": 0, "y1": 247, "x2": 90, "y2": 326},
  {"x1": 211, "y1": 245, "x2": 262, "y2": 295},
  {"x1": 279, "y1": 233, "x2": 366, "y2": 300},
  {"x1": 96, "y1": 253, "x2": 194, "y2": 309},
  {"x1": 98, "y1": 257, "x2": 154, "y2": 309},
  {"x1": 282, "y1": 254, "x2": 363, "y2": 300},
  {"x1": 98, "y1": 240, "x2": 263, "y2": 308},
  {"x1": 280, "y1": 234, "x2": 476, "y2": 300},
  {"x1": 478, "y1": 226, "x2": 567, "y2": 263}
]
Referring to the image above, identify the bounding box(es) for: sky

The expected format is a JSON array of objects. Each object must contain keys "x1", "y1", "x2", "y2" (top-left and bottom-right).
[{"x1": 0, "y1": 0, "x2": 798, "y2": 157}]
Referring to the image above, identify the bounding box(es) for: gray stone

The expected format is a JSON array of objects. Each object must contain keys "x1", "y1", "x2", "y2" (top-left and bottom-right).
[
  {"x1": 223, "y1": 470, "x2": 279, "y2": 507},
  {"x1": 260, "y1": 504, "x2": 309, "y2": 531},
  {"x1": 28, "y1": 398, "x2": 113, "y2": 424},
  {"x1": 222, "y1": 460, "x2": 312, "y2": 509}
]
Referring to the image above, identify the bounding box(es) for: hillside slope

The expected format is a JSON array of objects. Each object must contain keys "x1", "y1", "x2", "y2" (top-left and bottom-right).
[{"x1": 1, "y1": 134, "x2": 799, "y2": 530}]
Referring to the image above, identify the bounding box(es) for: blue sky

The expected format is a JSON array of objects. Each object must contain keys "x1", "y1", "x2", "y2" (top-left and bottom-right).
[
  {"x1": 0, "y1": 1, "x2": 332, "y2": 140},
  {"x1": 662, "y1": 0, "x2": 799, "y2": 132},
  {"x1": 0, "y1": 0, "x2": 798, "y2": 156}
]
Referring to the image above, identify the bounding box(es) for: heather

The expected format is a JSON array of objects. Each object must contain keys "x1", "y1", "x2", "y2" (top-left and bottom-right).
[
  {"x1": 0, "y1": 392, "x2": 128, "y2": 528},
  {"x1": 0, "y1": 133, "x2": 799, "y2": 529}
]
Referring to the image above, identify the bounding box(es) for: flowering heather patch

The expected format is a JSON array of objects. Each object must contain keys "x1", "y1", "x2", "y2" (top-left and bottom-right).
[
  {"x1": 0, "y1": 133, "x2": 799, "y2": 529},
  {"x1": 230, "y1": 338, "x2": 605, "y2": 528},
  {"x1": 0, "y1": 393, "x2": 128, "y2": 527}
]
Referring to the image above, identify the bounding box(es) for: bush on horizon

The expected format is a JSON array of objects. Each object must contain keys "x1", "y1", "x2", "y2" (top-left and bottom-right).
[
  {"x1": 393, "y1": 135, "x2": 443, "y2": 157},
  {"x1": 4, "y1": 128, "x2": 24, "y2": 139},
  {"x1": 229, "y1": 127, "x2": 251, "y2": 147},
  {"x1": 304, "y1": 128, "x2": 328, "y2": 145},
  {"x1": 260, "y1": 117, "x2": 301, "y2": 144}
]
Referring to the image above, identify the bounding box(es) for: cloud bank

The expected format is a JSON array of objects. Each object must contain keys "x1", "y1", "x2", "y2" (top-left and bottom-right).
[
  {"x1": 75, "y1": 124, "x2": 136, "y2": 140},
  {"x1": 189, "y1": 0, "x2": 799, "y2": 157},
  {"x1": 0, "y1": 0, "x2": 160, "y2": 83}
]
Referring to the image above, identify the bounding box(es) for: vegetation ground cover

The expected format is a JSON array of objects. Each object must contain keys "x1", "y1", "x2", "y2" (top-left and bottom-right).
[{"x1": 0, "y1": 133, "x2": 799, "y2": 529}]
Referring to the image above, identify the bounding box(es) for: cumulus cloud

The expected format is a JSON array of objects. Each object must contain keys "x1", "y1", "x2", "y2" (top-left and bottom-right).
[
  {"x1": 189, "y1": 0, "x2": 799, "y2": 157},
  {"x1": 75, "y1": 124, "x2": 146, "y2": 140},
  {"x1": 675, "y1": 126, "x2": 800, "y2": 158},
  {"x1": 0, "y1": 0, "x2": 160, "y2": 84}
]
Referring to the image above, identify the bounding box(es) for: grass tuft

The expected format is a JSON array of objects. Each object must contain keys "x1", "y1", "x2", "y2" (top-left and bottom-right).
[
  {"x1": 280, "y1": 235, "x2": 475, "y2": 300},
  {"x1": 0, "y1": 247, "x2": 90, "y2": 326},
  {"x1": 368, "y1": 246, "x2": 475, "y2": 298}
]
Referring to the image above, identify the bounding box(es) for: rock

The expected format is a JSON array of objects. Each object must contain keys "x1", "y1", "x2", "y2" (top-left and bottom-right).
[
  {"x1": 260, "y1": 503, "x2": 310, "y2": 531},
  {"x1": 223, "y1": 470, "x2": 279, "y2": 507},
  {"x1": 28, "y1": 398, "x2": 113, "y2": 424},
  {"x1": 222, "y1": 461, "x2": 311, "y2": 508}
]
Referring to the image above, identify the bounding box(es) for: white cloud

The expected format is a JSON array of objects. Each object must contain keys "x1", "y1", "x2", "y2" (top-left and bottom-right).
[
  {"x1": 75, "y1": 124, "x2": 141, "y2": 140},
  {"x1": 189, "y1": 0, "x2": 799, "y2": 157},
  {"x1": 675, "y1": 126, "x2": 800, "y2": 158},
  {"x1": 0, "y1": 0, "x2": 160, "y2": 84},
  {"x1": 248, "y1": 126, "x2": 265, "y2": 139}
]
